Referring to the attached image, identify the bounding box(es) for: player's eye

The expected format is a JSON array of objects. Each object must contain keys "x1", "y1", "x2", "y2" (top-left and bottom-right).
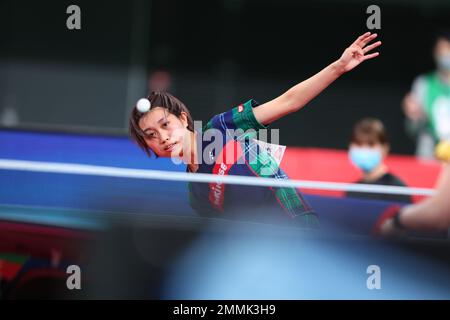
[
  {"x1": 145, "y1": 131, "x2": 156, "y2": 139},
  {"x1": 162, "y1": 121, "x2": 169, "y2": 127}
]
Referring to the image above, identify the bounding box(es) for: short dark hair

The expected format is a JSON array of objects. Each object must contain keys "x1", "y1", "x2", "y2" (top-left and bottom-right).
[
  {"x1": 350, "y1": 118, "x2": 389, "y2": 146},
  {"x1": 129, "y1": 91, "x2": 194, "y2": 157}
]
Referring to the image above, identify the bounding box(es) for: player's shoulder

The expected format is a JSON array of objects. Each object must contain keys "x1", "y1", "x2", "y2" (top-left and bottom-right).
[{"x1": 203, "y1": 99, "x2": 260, "y2": 132}]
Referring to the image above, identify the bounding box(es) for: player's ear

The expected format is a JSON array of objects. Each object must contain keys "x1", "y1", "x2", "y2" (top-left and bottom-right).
[{"x1": 179, "y1": 112, "x2": 188, "y2": 128}]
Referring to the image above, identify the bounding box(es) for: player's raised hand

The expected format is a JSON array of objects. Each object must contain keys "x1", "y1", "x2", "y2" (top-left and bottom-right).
[{"x1": 337, "y1": 32, "x2": 382, "y2": 73}]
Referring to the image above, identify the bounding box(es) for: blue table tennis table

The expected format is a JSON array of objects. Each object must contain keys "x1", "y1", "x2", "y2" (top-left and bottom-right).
[{"x1": 0, "y1": 128, "x2": 397, "y2": 233}]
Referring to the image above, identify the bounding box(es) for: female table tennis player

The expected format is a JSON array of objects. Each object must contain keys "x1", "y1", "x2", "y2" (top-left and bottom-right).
[{"x1": 129, "y1": 32, "x2": 381, "y2": 228}]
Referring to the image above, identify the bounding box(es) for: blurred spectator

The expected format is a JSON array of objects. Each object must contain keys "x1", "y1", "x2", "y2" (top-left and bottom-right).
[
  {"x1": 402, "y1": 31, "x2": 450, "y2": 159},
  {"x1": 346, "y1": 118, "x2": 412, "y2": 203},
  {"x1": 148, "y1": 69, "x2": 173, "y2": 93}
]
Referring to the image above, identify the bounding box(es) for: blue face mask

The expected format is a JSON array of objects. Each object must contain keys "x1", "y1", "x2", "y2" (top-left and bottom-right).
[
  {"x1": 436, "y1": 53, "x2": 450, "y2": 71},
  {"x1": 349, "y1": 147, "x2": 382, "y2": 172}
]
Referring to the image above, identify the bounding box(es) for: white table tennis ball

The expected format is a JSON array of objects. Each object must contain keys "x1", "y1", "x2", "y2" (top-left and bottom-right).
[{"x1": 136, "y1": 98, "x2": 151, "y2": 113}]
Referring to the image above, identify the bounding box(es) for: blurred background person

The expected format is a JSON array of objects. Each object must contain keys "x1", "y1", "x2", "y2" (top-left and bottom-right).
[
  {"x1": 346, "y1": 118, "x2": 412, "y2": 203},
  {"x1": 148, "y1": 69, "x2": 173, "y2": 93},
  {"x1": 402, "y1": 31, "x2": 450, "y2": 159}
]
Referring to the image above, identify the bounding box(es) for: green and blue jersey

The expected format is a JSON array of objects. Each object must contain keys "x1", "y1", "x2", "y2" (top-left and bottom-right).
[{"x1": 187, "y1": 99, "x2": 319, "y2": 228}]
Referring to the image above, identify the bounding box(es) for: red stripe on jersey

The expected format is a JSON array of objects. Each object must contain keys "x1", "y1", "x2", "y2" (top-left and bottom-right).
[{"x1": 209, "y1": 140, "x2": 243, "y2": 211}]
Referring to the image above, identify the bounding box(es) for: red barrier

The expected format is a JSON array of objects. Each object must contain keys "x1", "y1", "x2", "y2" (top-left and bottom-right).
[{"x1": 280, "y1": 147, "x2": 444, "y2": 202}]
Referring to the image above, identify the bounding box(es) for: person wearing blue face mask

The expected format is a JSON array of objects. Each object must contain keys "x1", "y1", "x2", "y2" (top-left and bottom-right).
[
  {"x1": 402, "y1": 30, "x2": 450, "y2": 159},
  {"x1": 346, "y1": 118, "x2": 412, "y2": 203}
]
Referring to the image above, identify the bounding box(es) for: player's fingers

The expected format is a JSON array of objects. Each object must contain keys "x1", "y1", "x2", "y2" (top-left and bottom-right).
[
  {"x1": 363, "y1": 41, "x2": 382, "y2": 53},
  {"x1": 353, "y1": 32, "x2": 371, "y2": 46},
  {"x1": 363, "y1": 52, "x2": 380, "y2": 60},
  {"x1": 361, "y1": 33, "x2": 378, "y2": 47}
]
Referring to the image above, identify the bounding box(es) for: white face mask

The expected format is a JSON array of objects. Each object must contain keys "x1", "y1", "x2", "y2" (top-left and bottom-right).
[{"x1": 436, "y1": 53, "x2": 450, "y2": 71}]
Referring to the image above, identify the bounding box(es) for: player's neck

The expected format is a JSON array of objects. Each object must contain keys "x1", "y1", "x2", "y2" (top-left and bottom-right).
[
  {"x1": 186, "y1": 131, "x2": 199, "y2": 173},
  {"x1": 363, "y1": 163, "x2": 388, "y2": 182}
]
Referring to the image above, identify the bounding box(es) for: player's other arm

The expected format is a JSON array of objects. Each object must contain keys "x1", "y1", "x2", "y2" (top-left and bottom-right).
[
  {"x1": 253, "y1": 32, "x2": 381, "y2": 125},
  {"x1": 400, "y1": 164, "x2": 450, "y2": 232}
]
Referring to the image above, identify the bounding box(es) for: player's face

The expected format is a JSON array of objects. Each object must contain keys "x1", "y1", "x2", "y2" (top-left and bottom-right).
[{"x1": 139, "y1": 107, "x2": 190, "y2": 158}]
